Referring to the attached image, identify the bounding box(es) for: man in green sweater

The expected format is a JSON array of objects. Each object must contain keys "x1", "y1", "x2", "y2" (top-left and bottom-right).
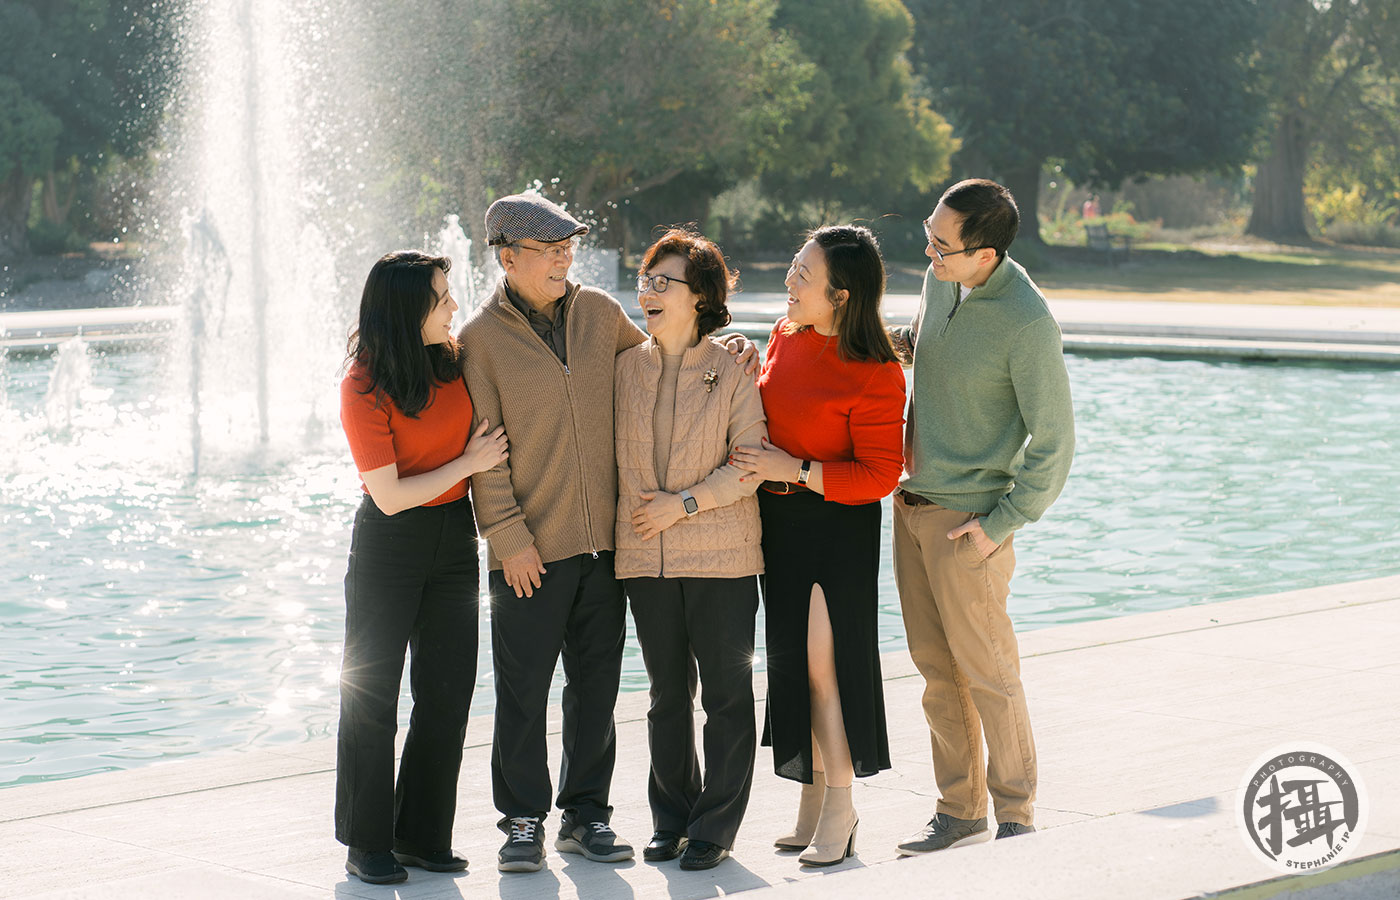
[{"x1": 890, "y1": 178, "x2": 1075, "y2": 854}]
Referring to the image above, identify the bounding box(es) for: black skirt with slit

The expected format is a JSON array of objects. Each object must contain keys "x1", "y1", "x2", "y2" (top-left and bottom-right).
[{"x1": 758, "y1": 488, "x2": 891, "y2": 783}]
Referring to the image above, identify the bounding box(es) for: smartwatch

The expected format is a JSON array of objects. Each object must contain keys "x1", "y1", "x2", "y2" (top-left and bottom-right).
[
  {"x1": 680, "y1": 489, "x2": 699, "y2": 516},
  {"x1": 797, "y1": 460, "x2": 812, "y2": 485}
]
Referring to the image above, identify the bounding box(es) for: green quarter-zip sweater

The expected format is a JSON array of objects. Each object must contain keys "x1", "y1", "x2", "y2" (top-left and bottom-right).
[{"x1": 899, "y1": 255, "x2": 1075, "y2": 545}]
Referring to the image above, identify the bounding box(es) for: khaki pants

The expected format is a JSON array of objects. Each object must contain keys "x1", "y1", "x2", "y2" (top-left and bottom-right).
[{"x1": 893, "y1": 494, "x2": 1036, "y2": 826}]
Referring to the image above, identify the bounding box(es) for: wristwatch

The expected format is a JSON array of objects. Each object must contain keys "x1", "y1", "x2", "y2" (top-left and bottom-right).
[
  {"x1": 680, "y1": 489, "x2": 699, "y2": 516},
  {"x1": 797, "y1": 460, "x2": 812, "y2": 485}
]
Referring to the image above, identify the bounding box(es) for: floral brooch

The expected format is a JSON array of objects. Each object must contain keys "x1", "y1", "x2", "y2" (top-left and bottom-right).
[{"x1": 703, "y1": 367, "x2": 719, "y2": 392}]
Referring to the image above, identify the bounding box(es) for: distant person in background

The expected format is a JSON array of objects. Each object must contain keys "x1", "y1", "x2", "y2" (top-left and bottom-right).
[
  {"x1": 732, "y1": 225, "x2": 905, "y2": 868},
  {"x1": 890, "y1": 178, "x2": 1074, "y2": 856},
  {"x1": 614, "y1": 228, "x2": 767, "y2": 871},
  {"x1": 335, "y1": 250, "x2": 509, "y2": 885},
  {"x1": 1081, "y1": 194, "x2": 1101, "y2": 219},
  {"x1": 457, "y1": 193, "x2": 759, "y2": 874}
]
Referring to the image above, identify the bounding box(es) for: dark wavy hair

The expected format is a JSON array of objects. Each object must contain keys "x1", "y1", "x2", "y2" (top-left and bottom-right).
[
  {"x1": 345, "y1": 250, "x2": 460, "y2": 417},
  {"x1": 639, "y1": 227, "x2": 736, "y2": 337},
  {"x1": 786, "y1": 225, "x2": 897, "y2": 364}
]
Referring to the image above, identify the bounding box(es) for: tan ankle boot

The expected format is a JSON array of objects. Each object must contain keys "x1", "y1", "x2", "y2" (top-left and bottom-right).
[
  {"x1": 774, "y1": 770, "x2": 826, "y2": 849},
  {"x1": 799, "y1": 785, "x2": 858, "y2": 866}
]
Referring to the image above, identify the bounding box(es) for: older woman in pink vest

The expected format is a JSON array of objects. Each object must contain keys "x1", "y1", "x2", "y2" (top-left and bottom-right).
[{"x1": 613, "y1": 228, "x2": 766, "y2": 872}]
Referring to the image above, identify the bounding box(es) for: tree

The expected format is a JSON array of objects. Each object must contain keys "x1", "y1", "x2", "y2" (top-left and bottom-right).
[
  {"x1": 0, "y1": 1, "x2": 176, "y2": 259},
  {"x1": 760, "y1": 0, "x2": 955, "y2": 220},
  {"x1": 904, "y1": 0, "x2": 1264, "y2": 245},
  {"x1": 365, "y1": 0, "x2": 813, "y2": 251},
  {"x1": 1247, "y1": 0, "x2": 1400, "y2": 240}
]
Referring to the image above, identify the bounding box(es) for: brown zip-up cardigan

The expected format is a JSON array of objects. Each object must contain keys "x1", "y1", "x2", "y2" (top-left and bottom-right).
[{"x1": 458, "y1": 279, "x2": 645, "y2": 569}]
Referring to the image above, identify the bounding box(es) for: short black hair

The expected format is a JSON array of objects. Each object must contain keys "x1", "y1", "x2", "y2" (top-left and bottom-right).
[{"x1": 940, "y1": 178, "x2": 1019, "y2": 257}]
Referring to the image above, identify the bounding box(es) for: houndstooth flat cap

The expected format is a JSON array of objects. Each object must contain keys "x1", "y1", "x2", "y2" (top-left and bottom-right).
[{"x1": 485, "y1": 192, "x2": 590, "y2": 246}]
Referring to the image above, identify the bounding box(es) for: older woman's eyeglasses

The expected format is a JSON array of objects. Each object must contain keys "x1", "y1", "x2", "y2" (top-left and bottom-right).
[{"x1": 636, "y1": 273, "x2": 691, "y2": 294}]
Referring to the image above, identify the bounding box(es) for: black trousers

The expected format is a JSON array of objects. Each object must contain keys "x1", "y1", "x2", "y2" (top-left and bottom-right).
[
  {"x1": 626, "y1": 575, "x2": 759, "y2": 849},
  {"x1": 334, "y1": 494, "x2": 479, "y2": 851},
  {"x1": 489, "y1": 551, "x2": 626, "y2": 824}
]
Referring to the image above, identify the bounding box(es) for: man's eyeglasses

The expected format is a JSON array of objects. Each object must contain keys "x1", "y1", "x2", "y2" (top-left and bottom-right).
[
  {"x1": 636, "y1": 273, "x2": 691, "y2": 294},
  {"x1": 511, "y1": 238, "x2": 579, "y2": 261},
  {"x1": 923, "y1": 226, "x2": 990, "y2": 261}
]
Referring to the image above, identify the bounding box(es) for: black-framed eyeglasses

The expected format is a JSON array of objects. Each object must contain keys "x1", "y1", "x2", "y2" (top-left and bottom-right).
[
  {"x1": 923, "y1": 226, "x2": 990, "y2": 261},
  {"x1": 636, "y1": 273, "x2": 691, "y2": 294}
]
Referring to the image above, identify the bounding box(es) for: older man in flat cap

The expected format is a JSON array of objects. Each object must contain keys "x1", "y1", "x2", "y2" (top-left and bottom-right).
[{"x1": 458, "y1": 192, "x2": 753, "y2": 874}]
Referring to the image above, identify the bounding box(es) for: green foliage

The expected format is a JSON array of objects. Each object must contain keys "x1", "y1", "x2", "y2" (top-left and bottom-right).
[
  {"x1": 0, "y1": 0, "x2": 174, "y2": 170},
  {"x1": 366, "y1": 0, "x2": 814, "y2": 248},
  {"x1": 760, "y1": 0, "x2": 955, "y2": 215},
  {"x1": 1309, "y1": 184, "x2": 1397, "y2": 230},
  {"x1": 1248, "y1": 0, "x2": 1400, "y2": 238},
  {"x1": 904, "y1": 0, "x2": 1264, "y2": 239},
  {"x1": 27, "y1": 218, "x2": 85, "y2": 254},
  {"x1": 0, "y1": 0, "x2": 178, "y2": 255}
]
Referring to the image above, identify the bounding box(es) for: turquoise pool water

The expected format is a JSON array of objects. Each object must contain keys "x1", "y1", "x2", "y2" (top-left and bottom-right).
[{"x1": 2, "y1": 347, "x2": 1397, "y2": 787}]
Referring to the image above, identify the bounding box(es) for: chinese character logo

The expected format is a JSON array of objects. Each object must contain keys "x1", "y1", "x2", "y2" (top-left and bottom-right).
[{"x1": 1237, "y1": 744, "x2": 1367, "y2": 873}]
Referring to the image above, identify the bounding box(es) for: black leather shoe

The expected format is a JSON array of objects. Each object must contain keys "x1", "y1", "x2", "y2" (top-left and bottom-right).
[
  {"x1": 346, "y1": 847, "x2": 408, "y2": 884},
  {"x1": 643, "y1": 830, "x2": 687, "y2": 862},
  {"x1": 679, "y1": 839, "x2": 729, "y2": 871},
  {"x1": 392, "y1": 845, "x2": 469, "y2": 871}
]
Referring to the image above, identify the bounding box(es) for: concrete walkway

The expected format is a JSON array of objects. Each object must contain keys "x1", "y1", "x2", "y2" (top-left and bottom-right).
[{"x1": 5, "y1": 575, "x2": 1398, "y2": 899}]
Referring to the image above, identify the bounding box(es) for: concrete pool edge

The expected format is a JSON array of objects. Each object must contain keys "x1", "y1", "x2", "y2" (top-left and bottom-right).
[
  {"x1": 5, "y1": 296, "x2": 1400, "y2": 363},
  {"x1": 4, "y1": 573, "x2": 1397, "y2": 899}
]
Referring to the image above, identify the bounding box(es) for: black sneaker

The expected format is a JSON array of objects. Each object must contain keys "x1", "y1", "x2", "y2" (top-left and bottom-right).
[
  {"x1": 555, "y1": 819, "x2": 635, "y2": 862},
  {"x1": 346, "y1": 847, "x2": 408, "y2": 884},
  {"x1": 498, "y1": 816, "x2": 545, "y2": 873},
  {"x1": 995, "y1": 821, "x2": 1036, "y2": 839},
  {"x1": 895, "y1": 813, "x2": 989, "y2": 855}
]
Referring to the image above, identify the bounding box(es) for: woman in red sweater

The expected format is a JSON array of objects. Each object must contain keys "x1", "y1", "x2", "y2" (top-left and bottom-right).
[
  {"x1": 732, "y1": 225, "x2": 906, "y2": 867},
  {"x1": 336, "y1": 251, "x2": 507, "y2": 884}
]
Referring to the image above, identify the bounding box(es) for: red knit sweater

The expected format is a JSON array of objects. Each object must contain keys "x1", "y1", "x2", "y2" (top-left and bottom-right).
[
  {"x1": 340, "y1": 363, "x2": 474, "y2": 506},
  {"x1": 757, "y1": 320, "x2": 907, "y2": 505}
]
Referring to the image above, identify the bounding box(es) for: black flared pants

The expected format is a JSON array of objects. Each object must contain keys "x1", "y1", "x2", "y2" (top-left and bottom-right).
[
  {"x1": 334, "y1": 494, "x2": 479, "y2": 852},
  {"x1": 627, "y1": 575, "x2": 759, "y2": 849}
]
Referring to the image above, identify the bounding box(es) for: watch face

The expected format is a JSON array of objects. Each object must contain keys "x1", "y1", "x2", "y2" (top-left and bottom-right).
[{"x1": 684, "y1": 497, "x2": 699, "y2": 514}]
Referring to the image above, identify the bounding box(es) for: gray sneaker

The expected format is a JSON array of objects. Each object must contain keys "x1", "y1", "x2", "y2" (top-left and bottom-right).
[
  {"x1": 996, "y1": 821, "x2": 1036, "y2": 839},
  {"x1": 555, "y1": 819, "x2": 634, "y2": 863},
  {"x1": 896, "y1": 813, "x2": 990, "y2": 855},
  {"x1": 498, "y1": 816, "x2": 545, "y2": 873}
]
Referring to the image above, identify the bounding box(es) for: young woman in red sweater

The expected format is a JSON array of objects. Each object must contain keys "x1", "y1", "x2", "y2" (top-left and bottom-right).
[
  {"x1": 731, "y1": 225, "x2": 906, "y2": 867},
  {"x1": 336, "y1": 251, "x2": 507, "y2": 884}
]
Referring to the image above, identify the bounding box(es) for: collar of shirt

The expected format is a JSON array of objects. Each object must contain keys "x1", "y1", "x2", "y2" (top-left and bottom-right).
[{"x1": 504, "y1": 279, "x2": 565, "y2": 325}]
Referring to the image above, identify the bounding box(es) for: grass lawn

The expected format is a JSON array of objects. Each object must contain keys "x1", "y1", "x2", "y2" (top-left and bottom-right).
[{"x1": 727, "y1": 238, "x2": 1400, "y2": 307}]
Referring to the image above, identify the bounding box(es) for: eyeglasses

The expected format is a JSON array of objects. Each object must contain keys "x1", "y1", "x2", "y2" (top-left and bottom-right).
[
  {"x1": 923, "y1": 226, "x2": 990, "y2": 261},
  {"x1": 511, "y1": 238, "x2": 579, "y2": 261},
  {"x1": 636, "y1": 273, "x2": 691, "y2": 294}
]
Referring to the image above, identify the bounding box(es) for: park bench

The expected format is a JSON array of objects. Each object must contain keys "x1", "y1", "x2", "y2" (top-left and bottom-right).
[{"x1": 1083, "y1": 222, "x2": 1133, "y2": 266}]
